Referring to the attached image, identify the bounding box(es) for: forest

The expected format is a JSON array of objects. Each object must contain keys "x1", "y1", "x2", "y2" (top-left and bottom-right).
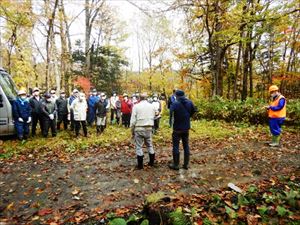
[
  {"x1": 0, "y1": 0, "x2": 299, "y2": 100},
  {"x1": 0, "y1": 0, "x2": 300, "y2": 224}
]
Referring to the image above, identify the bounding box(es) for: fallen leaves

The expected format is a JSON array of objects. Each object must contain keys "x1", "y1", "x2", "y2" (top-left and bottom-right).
[{"x1": 38, "y1": 208, "x2": 53, "y2": 216}]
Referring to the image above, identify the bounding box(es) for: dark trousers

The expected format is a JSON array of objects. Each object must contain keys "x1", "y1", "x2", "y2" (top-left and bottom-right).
[
  {"x1": 110, "y1": 108, "x2": 117, "y2": 123},
  {"x1": 75, "y1": 121, "x2": 87, "y2": 137},
  {"x1": 31, "y1": 113, "x2": 43, "y2": 136},
  {"x1": 57, "y1": 114, "x2": 68, "y2": 130},
  {"x1": 154, "y1": 118, "x2": 160, "y2": 132},
  {"x1": 87, "y1": 108, "x2": 96, "y2": 126},
  {"x1": 70, "y1": 111, "x2": 75, "y2": 131},
  {"x1": 42, "y1": 118, "x2": 57, "y2": 137},
  {"x1": 122, "y1": 113, "x2": 131, "y2": 128},
  {"x1": 15, "y1": 121, "x2": 29, "y2": 139},
  {"x1": 172, "y1": 130, "x2": 190, "y2": 155}
]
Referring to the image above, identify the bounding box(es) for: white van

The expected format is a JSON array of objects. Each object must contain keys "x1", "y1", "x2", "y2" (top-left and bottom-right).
[{"x1": 0, "y1": 68, "x2": 18, "y2": 136}]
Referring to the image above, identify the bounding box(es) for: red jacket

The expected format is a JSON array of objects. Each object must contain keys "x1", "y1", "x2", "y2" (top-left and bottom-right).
[{"x1": 121, "y1": 99, "x2": 132, "y2": 114}]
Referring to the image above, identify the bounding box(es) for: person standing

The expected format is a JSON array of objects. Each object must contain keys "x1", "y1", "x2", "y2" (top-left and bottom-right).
[
  {"x1": 71, "y1": 92, "x2": 88, "y2": 137},
  {"x1": 169, "y1": 90, "x2": 197, "y2": 170},
  {"x1": 87, "y1": 89, "x2": 100, "y2": 126},
  {"x1": 115, "y1": 96, "x2": 122, "y2": 125},
  {"x1": 12, "y1": 89, "x2": 32, "y2": 140},
  {"x1": 121, "y1": 93, "x2": 132, "y2": 128},
  {"x1": 68, "y1": 89, "x2": 79, "y2": 131},
  {"x1": 50, "y1": 89, "x2": 58, "y2": 103},
  {"x1": 95, "y1": 93, "x2": 109, "y2": 134},
  {"x1": 265, "y1": 85, "x2": 286, "y2": 147},
  {"x1": 168, "y1": 89, "x2": 177, "y2": 127},
  {"x1": 29, "y1": 87, "x2": 43, "y2": 136},
  {"x1": 130, "y1": 93, "x2": 157, "y2": 169},
  {"x1": 110, "y1": 92, "x2": 119, "y2": 124},
  {"x1": 56, "y1": 90, "x2": 68, "y2": 130},
  {"x1": 152, "y1": 93, "x2": 161, "y2": 134},
  {"x1": 41, "y1": 93, "x2": 57, "y2": 137}
]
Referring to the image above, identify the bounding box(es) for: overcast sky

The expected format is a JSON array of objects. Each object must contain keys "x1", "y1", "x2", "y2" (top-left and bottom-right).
[{"x1": 31, "y1": 0, "x2": 177, "y2": 71}]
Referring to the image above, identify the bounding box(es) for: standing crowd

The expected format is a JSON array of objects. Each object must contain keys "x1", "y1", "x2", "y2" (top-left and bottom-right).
[
  {"x1": 11, "y1": 85, "x2": 285, "y2": 170},
  {"x1": 12, "y1": 88, "x2": 165, "y2": 141}
]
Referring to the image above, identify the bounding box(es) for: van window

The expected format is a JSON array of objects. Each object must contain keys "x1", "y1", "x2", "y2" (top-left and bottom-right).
[{"x1": 0, "y1": 71, "x2": 17, "y2": 101}]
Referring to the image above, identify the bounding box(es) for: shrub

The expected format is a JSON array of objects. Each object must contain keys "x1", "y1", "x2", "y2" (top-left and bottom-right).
[{"x1": 194, "y1": 97, "x2": 300, "y2": 125}]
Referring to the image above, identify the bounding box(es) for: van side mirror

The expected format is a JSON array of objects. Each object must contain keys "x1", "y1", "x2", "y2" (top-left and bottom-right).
[{"x1": 0, "y1": 94, "x2": 3, "y2": 107}]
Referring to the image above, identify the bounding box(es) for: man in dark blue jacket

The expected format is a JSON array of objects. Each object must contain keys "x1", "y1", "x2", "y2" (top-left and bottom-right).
[
  {"x1": 169, "y1": 90, "x2": 197, "y2": 170},
  {"x1": 12, "y1": 89, "x2": 32, "y2": 140}
]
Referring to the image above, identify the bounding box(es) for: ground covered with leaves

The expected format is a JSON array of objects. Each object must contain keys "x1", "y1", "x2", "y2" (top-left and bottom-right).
[{"x1": 0, "y1": 120, "x2": 299, "y2": 224}]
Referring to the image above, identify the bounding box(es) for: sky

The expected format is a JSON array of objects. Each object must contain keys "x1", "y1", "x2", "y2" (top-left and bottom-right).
[{"x1": 31, "y1": 0, "x2": 177, "y2": 72}]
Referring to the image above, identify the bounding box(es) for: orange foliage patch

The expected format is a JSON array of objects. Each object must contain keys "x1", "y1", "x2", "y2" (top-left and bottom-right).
[{"x1": 73, "y1": 76, "x2": 92, "y2": 95}]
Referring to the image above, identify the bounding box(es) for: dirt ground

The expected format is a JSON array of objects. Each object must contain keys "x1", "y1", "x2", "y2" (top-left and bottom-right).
[{"x1": 0, "y1": 131, "x2": 299, "y2": 224}]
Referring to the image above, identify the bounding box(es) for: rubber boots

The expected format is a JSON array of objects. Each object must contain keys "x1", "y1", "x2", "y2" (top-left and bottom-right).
[
  {"x1": 137, "y1": 155, "x2": 144, "y2": 169},
  {"x1": 183, "y1": 153, "x2": 190, "y2": 170},
  {"x1": 269, "y1": 135, "x2": 280, "y2": 147},
  {"x1": 148, "y1": 153, "x2": 155, "y2": 166},
  {"x1": 169, "y1": 153, "x2": 179, "y2": 170},
  {"x1": 96, "y1": 126, "x2": 101, "y2": 134},
  {"x1": 101, "y1": 125, "x2": 105, "y2": 132}
]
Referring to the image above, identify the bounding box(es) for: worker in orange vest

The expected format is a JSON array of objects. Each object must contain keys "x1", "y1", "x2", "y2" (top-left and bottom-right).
[{"x1": 265, "y1": 85, "x2": 286, "y2": 147}]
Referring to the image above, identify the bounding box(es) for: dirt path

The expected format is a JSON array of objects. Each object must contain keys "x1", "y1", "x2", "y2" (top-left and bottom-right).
[{"x1": 1, "y1": 132, "x2": 299, "y2": 224}]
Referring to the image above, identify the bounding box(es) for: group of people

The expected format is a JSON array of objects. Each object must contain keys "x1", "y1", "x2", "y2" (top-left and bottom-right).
[
  {"x1": 11, "y1": 88, "x2": 165, "y2": 140},
  {"x1": 130, "y1": 90, "x2": 197, "y2": 170},
  {"x1": 11, "y1": 84, "x2": 286, "y2": 171},
  {"x1": 12, "y1": 88, "x2": 87, "y2": 139}
]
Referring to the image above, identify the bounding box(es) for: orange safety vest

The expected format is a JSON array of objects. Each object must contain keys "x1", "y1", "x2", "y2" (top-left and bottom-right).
[{"x1": 268, "y1": 95, "x2": 286, "y2": 118}]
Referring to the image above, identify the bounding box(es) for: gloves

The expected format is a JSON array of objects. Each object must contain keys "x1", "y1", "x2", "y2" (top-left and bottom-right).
[
  {"x1": 27, "y1": 117, "x2": 31, "y2": 123},
  {"x1": 49, "y1": 114, "x2": 54, "y2": 120},
  {"x1": 18, "y1": 118, "x2": 24, "y2": 122},
  {"x1": 67, "y1": 113, "x2": 70, "y2": 121}
]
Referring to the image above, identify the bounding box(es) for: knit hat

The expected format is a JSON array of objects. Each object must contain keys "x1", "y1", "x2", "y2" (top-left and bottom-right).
[{"x1": 175, "y1": 90, "x2": 185, "y2": 97}]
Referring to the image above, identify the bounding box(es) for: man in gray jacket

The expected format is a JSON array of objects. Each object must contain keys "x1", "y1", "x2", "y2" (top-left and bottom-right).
[{"x1": 130, "y1": 93, "x2": 157, "y2": 169}]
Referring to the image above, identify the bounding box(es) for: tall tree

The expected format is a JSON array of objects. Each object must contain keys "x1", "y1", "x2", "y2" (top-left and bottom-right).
[{"x1": 84, "y1": 0, "x2": 104, "y2": 77}]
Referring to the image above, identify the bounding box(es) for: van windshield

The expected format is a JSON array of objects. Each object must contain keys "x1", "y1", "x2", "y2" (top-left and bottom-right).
[{"x1": 0, "y1": 71, "x2": 17, "y2": 101}]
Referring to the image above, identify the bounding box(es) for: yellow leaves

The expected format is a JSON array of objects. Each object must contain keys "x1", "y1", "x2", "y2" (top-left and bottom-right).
[{"x1": 6, "y1": 202, "x2": 14, "y2": 210}]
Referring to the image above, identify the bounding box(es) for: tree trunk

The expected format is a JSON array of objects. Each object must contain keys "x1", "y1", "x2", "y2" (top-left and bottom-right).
[
  {"x1": 85, "y1": 0, "x2": 91, "y2": 77},
  {"x1": 45, "y1": 0, "x2": 59, "y2": 90},
  {"x1": 241, "y1": 41, "x2": 249, "y2": 101}
]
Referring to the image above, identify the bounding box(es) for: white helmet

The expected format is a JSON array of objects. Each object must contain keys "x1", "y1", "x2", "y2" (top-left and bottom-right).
[{"x1": 18, "y1": 89, "x2": 26, "y2": 95}]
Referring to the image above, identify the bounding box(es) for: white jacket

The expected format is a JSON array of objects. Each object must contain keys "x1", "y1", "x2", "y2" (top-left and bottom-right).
[
  {"x1": 130, "y1": 100, "x2": 157, "y2": 128},
  {"x1": 71, "y1": 98, "x2": 88, "y2": 121}
]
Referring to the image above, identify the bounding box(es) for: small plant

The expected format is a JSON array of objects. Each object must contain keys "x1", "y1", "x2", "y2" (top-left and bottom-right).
[{"x1": 169, "y1": 207, "x2": 191, "y2": 225}]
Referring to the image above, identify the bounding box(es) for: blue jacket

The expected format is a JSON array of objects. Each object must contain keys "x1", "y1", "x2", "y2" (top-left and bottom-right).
[
  {"x1": 12, "y1": 98, "x2": 32, "y2": 121},
  {"x1": 170, "y1": 97, "x2": 197, "y2": 131},
  {"x1": 88, "y1": 95, "x2": 100, "y2": 109}
]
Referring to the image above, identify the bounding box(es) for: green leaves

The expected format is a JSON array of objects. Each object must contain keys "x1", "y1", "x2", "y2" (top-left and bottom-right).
[
  {"x1": 169, "y1": 207, "x2": 191, "y2": 225},
  {"x1": 108, "y1": 218, "x2": 127, "y2": 225},
  {"x1": 225, "y1": 206, "x2": 238, "y2": 219}
]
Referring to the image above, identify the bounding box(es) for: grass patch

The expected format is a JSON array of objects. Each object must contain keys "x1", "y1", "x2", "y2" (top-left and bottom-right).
[{"x1": 1, "y1": 117, "x2": 267, "y2": 159}]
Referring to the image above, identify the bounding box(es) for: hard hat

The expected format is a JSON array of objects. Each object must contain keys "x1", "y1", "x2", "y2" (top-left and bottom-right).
[
  {"x1": 123, "y1": 93, "x2": 128, "y2": 97},
  {"x1": 73, "y1": 89, "x2": 79, "y2": 93},
  {"x1": 18, "y1": 89, "x2": 26, "y2": 95},
  {"x1": 269, "y1": 85, "x2": 279, "y2": 93}
]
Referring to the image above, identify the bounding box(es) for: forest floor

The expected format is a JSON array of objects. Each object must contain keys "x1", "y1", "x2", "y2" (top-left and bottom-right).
[{"x1": 0, "y1": 120, "x2": 299, "y2": 224}]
